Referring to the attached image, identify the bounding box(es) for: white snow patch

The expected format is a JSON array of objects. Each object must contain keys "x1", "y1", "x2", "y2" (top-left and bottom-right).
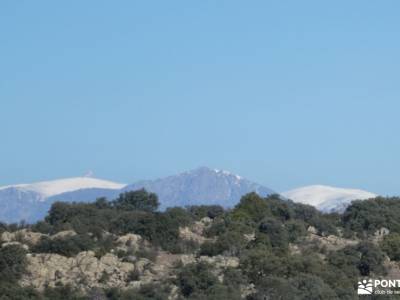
[
  {"x1": 0, "y1": 177, "x2": 126, "y2": 200},
  {"x1": 282, "y1": 185, "x2": 377, "y2": 212},
  {"x1": 213, "y1": 169, "x2": 242, "y2": 180}
]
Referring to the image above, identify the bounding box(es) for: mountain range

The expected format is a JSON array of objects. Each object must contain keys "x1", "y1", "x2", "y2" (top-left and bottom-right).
[
  {"x1": 0, "y1": 167, "x2": 378, "y2": 223},
  {"x1": 0, "y1": 167, "x2": 274, "y2": 223}
]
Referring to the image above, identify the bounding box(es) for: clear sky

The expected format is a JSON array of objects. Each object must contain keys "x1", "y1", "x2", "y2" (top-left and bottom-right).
[{"x1": 1, "y1": 1, "x2": 400, "y2": 195}]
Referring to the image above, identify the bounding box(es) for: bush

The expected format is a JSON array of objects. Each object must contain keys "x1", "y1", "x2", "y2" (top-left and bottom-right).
[
  {"x1": 342, "y1": 197, "x2": 400, "y2": 235},
  {"x1": 187, "y1": 205, "x2": 224, "y2": 220},
  {"x1": 106, "y1": 283, "x2": 171, "y2": 300},
  {"x1": 177, "y1": 262, "x2": 219, "y2": 297},
  {"x1": 0, "y1": 244, "x2": 27, "y2": 283},
  {"x1": 32, "y1": 234, "x2": 95, "y2": 257},
  {"x1": 200, "y1": 230, "x2": 247, "y2": 256},
  {"x1": 258, "y1": 217, "x2": 288, "y2": 249},
  {"x1": 381, "y1": 233, "x2": 400, "y2": 261}
]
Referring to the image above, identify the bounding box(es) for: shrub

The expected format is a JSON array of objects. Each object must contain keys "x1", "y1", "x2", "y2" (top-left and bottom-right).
[
  {"x1": 32, "y1": 234, "x2": 95, "y2": 257},
  {"x1": 381, "y1": 233, "x2": 400, "y2": 261},
  {"x1": 0, "y1": 244, "x2": 27, "y2": 282}
]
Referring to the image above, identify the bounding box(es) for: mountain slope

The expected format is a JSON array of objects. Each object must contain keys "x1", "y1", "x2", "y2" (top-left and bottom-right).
[{"x1": 282, "y1": 185, "x2": 377, "y2": 212}]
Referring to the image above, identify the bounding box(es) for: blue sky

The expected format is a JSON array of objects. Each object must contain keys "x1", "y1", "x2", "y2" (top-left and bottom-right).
[{"x1": 1, "y1": 1, "x2": 400, "y2": 194}]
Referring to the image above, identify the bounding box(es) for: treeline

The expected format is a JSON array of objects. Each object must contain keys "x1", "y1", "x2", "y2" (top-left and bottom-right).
[{"x1": 1, "y1": 191, "x2": 400, "y2": 299}]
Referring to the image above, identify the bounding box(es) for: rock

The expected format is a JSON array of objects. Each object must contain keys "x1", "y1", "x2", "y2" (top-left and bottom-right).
[
  {"x1": 122, "y1": 255, "x2": 137, "y2": 263},
  {"x1": 288, "y1": 243, "x2": 301, "y2": 255},
  {"x1": 179, "y1": 217, "x2": 214, "y2": 245},
  {"x1": 306, "y1": 234, "x2": 358, "y2": 251},
  {"x1": 2, "y1": 241, "x2": 29, "y2": 250},
  {"x1": 179, "y1": 254, "x2": 196, "y2": 265},
  {"x1": 200, "y1": 217, "x2": 212, "y2": 226},
  {"x1": 116, "y1": 233, "x2": 142, "y2": 251},
  {"x1": 1, "y1": 229, "x2": 45, "y2": 246},
  {"x1": 1, "y1": 231, "x2": 13, "y2": 243},
  {"x1": 307, "y1": 226, "x2": 318, "y2": 235},
  {"x1": 199, "y1": 255, "x2": 239, "y2": 268},
  {"x1": 178, "y1": 254, "x2": 239, "y2": 275},
  {"x1": 243, "y1": 232, "x2": 256, "y2": 242},
  {"x1": 20, "y1": 251, "x2": 136, "y2": 291},
  {"x1": 168, "y1": 285, "x2": 180, "y2": 300},
  {"x1": 179, "y1": 227, "x2": 208, "y2": 244},
  {"x1": 135, "y1": 258, "x2": 151, "y2": 273},
  {"x1": 51, "y1": 230, "x2": 77, "y2": 239},
  {"x1": 373, "y1": 227, "x2": 390, "y2": 243},
  {"x1": 375, "y1": 227, "x2": 390, "y2": 237}
]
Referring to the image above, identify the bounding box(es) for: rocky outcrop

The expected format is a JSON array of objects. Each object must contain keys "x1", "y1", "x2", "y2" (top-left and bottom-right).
[
  {"x1": 1, "y1": 229, "x2": 45, "y2": 246},
  {"x1": 51, "y1": 230, "x2": 77, "y2": 240},
  {"x1": 115, "y1": 233, "x2": 142, "y2": 252},
  {"x1": 179, "y1": 254, "x2": 239, "y2": 273},
  {"x1": 20, "y1": 251, "x2": 142, "y2": 291},
  {"x1": 304, "y1": 232, "x2": 359, "y2": 252},
  {"x1": 13, "y1": 226, "x2": 240, "y2": 295},
  {"x1": 373, "y1": 227, "x2": 390, "y2": 244},
  {"x1": 1, "y1": 241, "x2": 29, "y2": 250},
  {"x1": 179, "y1": 217, "x2": 213, "y2": 244}
]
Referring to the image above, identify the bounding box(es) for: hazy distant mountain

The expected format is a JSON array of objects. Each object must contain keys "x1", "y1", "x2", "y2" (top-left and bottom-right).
[
  {"x1": 50, "y1": 167, "x2": 275, "y2": 209},
  {"x1": 0, "y1": 177, "x2": 126, "y2": 223},
  {"x1": 282, "y1": 185, "x2": 377, "y2": 213},
  {"x1": 122, "y1": 167, "x2": 274, "y2": 209},
  {"x1": 0, "y1": 177, "x2": 126, "y2": 200},
  {"x1": 0, "y1": 167, "x2": 274, "y2": 223}
]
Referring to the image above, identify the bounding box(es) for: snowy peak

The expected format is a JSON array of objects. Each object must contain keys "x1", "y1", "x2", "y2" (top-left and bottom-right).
[
  {"x1": 187, "y1": 166, "x2": 242, "y2": 181},
  {"x1": 282, "y1": 185, "x2": 377, "y2": 212},
  {"x1": 0, "y1": 177, "x2": 126, "y2": 199},
  {"x1": 123, "y1": 166, "x2": 274, "y2": 209}
]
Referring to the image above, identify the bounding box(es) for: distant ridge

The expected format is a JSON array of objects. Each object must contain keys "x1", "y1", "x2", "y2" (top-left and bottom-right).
[
  {"x1": 121, "y1": 167, "x2": 274, "y2": 209},
  {"x1": 0, "y1": 167, "x2": 274, "y2": 223}
]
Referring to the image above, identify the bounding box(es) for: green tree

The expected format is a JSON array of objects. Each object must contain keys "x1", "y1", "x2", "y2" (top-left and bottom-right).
[
  {"x1": 231, "y1": 193, "x2": 270, "y2": 223},
  {"x1": 381, "y1": 233, "x2": 400, "y2": 261},
  {"x1": 0, "y1": 244, "x2": 27, "y2": 282},
  {"x1": 114, "y1": 189, "x2": 159, "y2": 212}
]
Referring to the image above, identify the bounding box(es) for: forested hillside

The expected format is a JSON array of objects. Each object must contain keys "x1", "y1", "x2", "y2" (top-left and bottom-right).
[{"x1": 1, "y1": 190, "x2": 400, "y2": 299}]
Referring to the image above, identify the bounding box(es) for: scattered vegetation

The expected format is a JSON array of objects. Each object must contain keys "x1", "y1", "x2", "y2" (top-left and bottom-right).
[{"x1": 1, "y1": 190, "x2": 400, "y2": 299}]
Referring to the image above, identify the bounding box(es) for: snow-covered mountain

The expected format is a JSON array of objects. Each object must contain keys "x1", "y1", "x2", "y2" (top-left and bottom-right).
[
  {"x1": 49, "y1": 167, "x2": 274, "y2": 210},
  {"x1": 0, "y1": 177, "x2": 126, "y2": 201},
  {"x1": 122, "y1": 167, "x2": 274, "y2": 209},
  {"x1": 0, "y1": 177, "x2": 126, "y2": 223},
  {"x1": 0, "y1": 167, "x2": 274, "y2": 223},
  {"x1": 282, "y1": 185, "x2": 377, "y2": 213}
]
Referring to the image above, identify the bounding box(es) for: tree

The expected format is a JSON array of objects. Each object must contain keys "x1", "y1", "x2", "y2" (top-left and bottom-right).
[
  {"x1": 114, "y1": 189, "x2": 159, "y2": 212},
  {"x1": 231, "y1": 193, "x2": 270, "y2": 223},
  {"x1": 381, "y1": 233, "x2": 400, "y2": 261},
  {"x1": 0, "y1": 244, "x2": 27, "y2": 282},
  {"x1": 258, "y1": 217, "x2": 288, "y2": 249},
  {"x1": 177, "y1": 262, "x2": 219, "y2": 297}
]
